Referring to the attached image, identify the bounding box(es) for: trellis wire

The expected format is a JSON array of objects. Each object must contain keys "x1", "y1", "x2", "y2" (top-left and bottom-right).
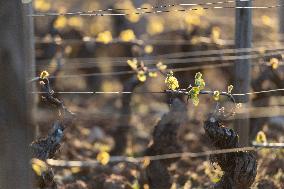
[
  {"x1": 35, "y1": 36, "x2": 233, "y2": 46},
  {"x1": 34, "y1": 37, "x2": 281, "y2": 47},
  {"x1": 31, "y1": 88, "x2": 284, "y2": 96},
  {"x1": 233, "y1": 89, "x2": 284, "y2": 96},
  {"x1": 35, "y1": 45, "x2": 282, "y2": 66},
  {"x1": 252, "y1": 142, "x2": 284, "y2": 148},
  {"x1": 35, "y1": 48, "x2": 284, "y2": 69},
  {"x1": 29, "y1": 2, "x2": 283, "y2": 17},
  {"x1": 36, "y1": 36, "x2": 284, "y2": 47},
  {"x1": 30, "y1": 62, "x2": 228, "y2": 79},
  {"x1": 31, "y1": 59, "x2": 282, "y2": 79},
  {"x1": 45, "y1": 145, "x2": 283, "y2": 167},
  {"x1": 35, "y1": 42, "x2": 284, "y2": 66},
  {"x1": 32, "y1": 62, "x2": 280, "y2": 77},
  {"x1": 156, "y1": 43, "x2": 284, "y2": 59},
  {"x1": 33, "y1": 0, "x2": 241, "y2": 16},
  {"x1": 42, "y1": 50, "x2": 284, "y2": 71}
]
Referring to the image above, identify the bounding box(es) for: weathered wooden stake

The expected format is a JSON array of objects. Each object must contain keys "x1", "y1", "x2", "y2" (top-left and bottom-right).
[
  {"x1": 234, "y1": 0, "x2": 253, "y2": 147},
  {"x1": 279, "y1": 0, "x2": 284, "y2": 40},
  {"x1": 0, "y1": 0, "x2": 35, "y2": 188}
]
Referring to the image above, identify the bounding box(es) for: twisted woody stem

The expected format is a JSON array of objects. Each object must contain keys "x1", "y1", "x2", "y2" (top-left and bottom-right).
[
  {"x1": 165, "y1": 88, "x2": 236, "y2": 120},
  {"x1": 30, "y1": 75, "x2": 74, "y2": 188}
]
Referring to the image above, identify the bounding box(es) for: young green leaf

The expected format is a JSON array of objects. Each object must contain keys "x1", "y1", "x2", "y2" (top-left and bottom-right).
[
  {"x1": 165, "y1": 71, "x2": 179, "y2": 90},
  {"x1": 213, "y1": 91, "x2": 220, "y2": 101}
]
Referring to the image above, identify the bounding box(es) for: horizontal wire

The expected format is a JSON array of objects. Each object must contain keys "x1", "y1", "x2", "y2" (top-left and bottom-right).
[
  {"x1": 33, "y1": 56, "x2": 283, "y2": 79},
  {"x1": 29, "y1": 3, "x2": 283, "y2": 17},
  {"x1": 252, "y1": 142, "x2": 284, "y2": 148},
  {"x1": 35, "y1": 0, "x2": 240, "y2": 16},
  {"x1": 34, "y1": 37, "x2": 281, "y2": 48},
  {"x1": 35, "y1": 43, "x2": 234, "y2": 65},
  {"x1": 35, "y1": 41, "x2": 284, "y2": 63},
  {"x1": 233, "y1": 89, "x2": 284, "y2": 96},
  {"x1": 35, "y1": 46, "x2": 284, "y2": 69},
  {"x1": 31, "y1": 62, "x2": 229, "y2": 79},
  {"x1": 35, "y1": 36, "x2": 283, "y2": 46},
  {"x1": 35, "y1": 37, "x2": 144, "y2": 45},
  {"x1": 34, "y1": 43, "x2": 284, "y2": 70},
  {"x1": 33, "y1": 47, "x2": 284, "y2": 73},
  {"x1": 29, "y1": 62, "x2": 275, "y2": 79},
  {"x1": 29, "y1": 0, "x2": 242, "y2": 17},
  {"x1": 180, "y1": 0, "x2": 251, "y2": 6},
  {"x1": 100, "y1": 0, "x2": 240, "y2": 12},
  {"x1": 32, "y1": 63, "x2": 226, "y2": 79},
  {"x1": 157, "y1": 43, "x2": 284, "y2": 59},
  {"x1": 29, "y1": 0, "x2": 281, "y2": 17},
  {"x1": 46, "y1": 145, "x2": 283, "y2": 167},
  {"x1": 66, "y1": 50, "x2": 284, "y2": 67},
  {"x1": 35, "y1": 36, "x2": 234, "y2": 46},
  {"x1": 47, "y1": 147, "x2": 256, "y2": 166},
  {"x1": 37, "y1": 36, "x2": 284, "y2": 47},
  {"x1": 30, "y1": 88, "x2": 284, "y2": 96}
]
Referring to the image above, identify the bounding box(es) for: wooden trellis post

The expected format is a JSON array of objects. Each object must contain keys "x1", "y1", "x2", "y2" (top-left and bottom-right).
[
  {"x1": 279, "y1": 0, "x2": 284, "y2": 40},
  {"x1": 234, "y1": 0, "x2": 252, "y2": 146},
  {"x1": 0, "y1": 0, "x2": 35, "y2": 188}
]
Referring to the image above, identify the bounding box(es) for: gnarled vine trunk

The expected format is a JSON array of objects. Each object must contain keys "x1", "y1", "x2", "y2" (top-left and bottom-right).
[
  {"x1": 145, "y1": 99, "x2": 187, "y2": 189},
  {"x1": 111, "y1": 75, "x2": 140, "y2": 155},
  {"x1": 204, "y1": 118, "x2": 257, "y2": 189}
]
